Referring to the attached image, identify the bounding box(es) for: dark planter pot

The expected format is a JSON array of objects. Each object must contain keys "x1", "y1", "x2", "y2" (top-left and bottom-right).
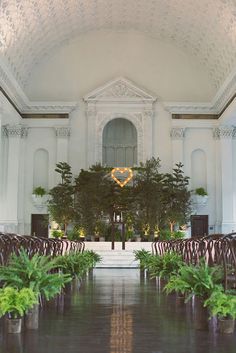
[
  {"x1": 218, "y1": 317, "x2": 235, "y2": 334},
  {"x1": 6, "y1": 317, "x2": 22, "y2": 334},
  {"x1": 25, "y1": 304, "x2": 39, "y2": 330},
  {"x1": 194, "y1": 297, "x2": 209, "y2": 330},
  {"x1": 176, "y1": 292, "x2": 185, "y2": 305}
]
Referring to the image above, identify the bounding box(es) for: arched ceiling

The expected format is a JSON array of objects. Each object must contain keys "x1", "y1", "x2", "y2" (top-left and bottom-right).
[{"x1": 1, "y1": 0, "x2": 236, "y2": 104}]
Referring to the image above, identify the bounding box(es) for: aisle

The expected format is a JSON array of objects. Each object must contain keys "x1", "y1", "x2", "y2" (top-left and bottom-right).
[{"x1": 1, "y1": 269, "x2": 236, "y2": 353}]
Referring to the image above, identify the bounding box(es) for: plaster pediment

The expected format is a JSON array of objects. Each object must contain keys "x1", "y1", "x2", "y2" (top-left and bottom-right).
[{"x1": 84, "y1": 77, "x2": 156, "y2": 103}]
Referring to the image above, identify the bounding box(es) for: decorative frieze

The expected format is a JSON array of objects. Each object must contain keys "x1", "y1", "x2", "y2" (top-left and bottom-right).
[
  {"x1": 170, "y1": 128, "x2": 185, "y2": 140},
  {"x1": 55, "y1": 127, "x2": 71, "y2": 138}
]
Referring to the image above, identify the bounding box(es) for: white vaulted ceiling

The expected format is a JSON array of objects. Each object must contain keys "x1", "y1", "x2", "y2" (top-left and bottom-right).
[{"x1": 1, "y1": 0, "x2": 236, "y2": 109}]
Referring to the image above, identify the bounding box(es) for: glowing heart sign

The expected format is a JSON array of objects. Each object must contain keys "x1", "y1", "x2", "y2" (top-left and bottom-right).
[{"x1": 111, "y1": 168, "x2": 133, "y2": 188}]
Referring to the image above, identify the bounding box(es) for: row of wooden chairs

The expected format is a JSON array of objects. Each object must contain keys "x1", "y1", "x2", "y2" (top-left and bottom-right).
[
  {"x1": 152, "y1": 233, "x2": 236, "y2": 290},
  {"x1": 0, "y1": 233, "x2": 85, "y2": 266}
]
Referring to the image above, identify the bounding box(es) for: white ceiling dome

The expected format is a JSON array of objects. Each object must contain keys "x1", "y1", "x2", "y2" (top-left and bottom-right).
[{"x1": 1, "y1": 0, "x2": 236, "y2": 109}]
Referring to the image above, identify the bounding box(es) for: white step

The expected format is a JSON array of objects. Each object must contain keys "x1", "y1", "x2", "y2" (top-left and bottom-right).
[{"x1": 84, "y1": 241, "x2": 152, "y2": 268}]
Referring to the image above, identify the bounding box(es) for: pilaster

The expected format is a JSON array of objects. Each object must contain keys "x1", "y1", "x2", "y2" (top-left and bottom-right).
[
  {"x1": 170, "y1": 127, "x2": 185, "y2": 167},
  {"x1": 218, "y1": 126, "x2": 236, "y2": 233}
]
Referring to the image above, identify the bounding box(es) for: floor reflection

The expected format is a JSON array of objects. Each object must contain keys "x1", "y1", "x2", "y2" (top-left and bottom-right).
[
  {"x1": 110, "y1": 307, "x2": 133, "y2": 353},
  {"x1": 0, "y1": 269, "x2": 236, "y2": 353}
]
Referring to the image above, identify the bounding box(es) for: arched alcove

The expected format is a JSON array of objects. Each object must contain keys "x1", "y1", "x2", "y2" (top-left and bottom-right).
[
  {"x1": 102, "y1": 118, "x2": 137, "y2": 167},
  {"x1": 33, "y1": 149, "x2": 49, "y2": 190},
  {"x1": 191, "y1": 149, "x2": 207, "y2": 190}
]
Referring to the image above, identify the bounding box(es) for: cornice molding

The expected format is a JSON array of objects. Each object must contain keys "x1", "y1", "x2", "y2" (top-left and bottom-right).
[{"x1": 1, "y1": 58, "x2": 236, "y2": 116}]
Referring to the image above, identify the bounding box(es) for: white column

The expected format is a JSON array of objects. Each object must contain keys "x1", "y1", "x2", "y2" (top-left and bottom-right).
[
  {"x1": 170, "y1": 128, "x2": 185, "y2": 167},
  {"x1": 213, "y1": 128, "x2": 222, "y2": 233},
  {"x1": 55, "y1": 127, "x2": 70, "y2": 182},
  {"x1": 5, "y1": 125, "x2": 24, "y2": 232},
  {"x1": 219, "y1": 126, "x2": 236, "y2": 233},
  {"x1": 55, "y1": 127, "x2": 70, "y2": 163},
  {"x1": 86, "y1": 106, "x2": 97, "y2": 168},
  {"x1": 143, "y1": 110, "x2": 153, "y2": 160}
]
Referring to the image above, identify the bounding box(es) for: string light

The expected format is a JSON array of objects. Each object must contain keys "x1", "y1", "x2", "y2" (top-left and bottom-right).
[{"x1": 111, "y1": 167, "x2": 133, "y2": 188}]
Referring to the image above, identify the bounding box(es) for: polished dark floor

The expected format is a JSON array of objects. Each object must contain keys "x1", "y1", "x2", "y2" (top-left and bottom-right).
[{"x1": 1, "y1": 269, "x2": 236, "y2": 353}]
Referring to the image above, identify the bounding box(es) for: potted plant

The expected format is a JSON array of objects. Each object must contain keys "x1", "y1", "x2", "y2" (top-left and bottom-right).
[
  {"x1": 164, "y1": 260, "x2": 223, "y2": 329},
  {"x1": 192, "y1": 187, "x2": 208, "y2": 208},
  {"x1": 204, "y1": 290, "x2": 236, "y2": 334},
  {"x1": 32, "y1": 186, "x2": 48, "y2": 210},
  {"x1": 0, "y1": 249, "x2": 71, "y2": 329},
  {"x1": 0, "y1": 287, "x2": 37, "y2": 333}
]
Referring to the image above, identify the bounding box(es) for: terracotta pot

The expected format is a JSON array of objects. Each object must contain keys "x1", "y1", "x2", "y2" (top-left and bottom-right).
[
  {"x1": 6, "y1": 317, "x2": 22, "y2": 334},
  {"x1": 218, "y1": 317, "x2": 235, "y2": 334},
  {"x1": 25, "y1": 304, "x2": 39, "y2": 330},
  {"x1": 194, "y1": 297, "x2": 208, "y2": 330}
]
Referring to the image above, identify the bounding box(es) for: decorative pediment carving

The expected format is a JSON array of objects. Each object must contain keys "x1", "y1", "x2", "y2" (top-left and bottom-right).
[{"x1": 84, "y1": 77, "x2": 156, "y2": 103}]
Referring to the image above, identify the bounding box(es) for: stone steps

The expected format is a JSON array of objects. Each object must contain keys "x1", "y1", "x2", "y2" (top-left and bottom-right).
[{"x1": 84, "y1": 241, "x2": 152, "y2": 268}]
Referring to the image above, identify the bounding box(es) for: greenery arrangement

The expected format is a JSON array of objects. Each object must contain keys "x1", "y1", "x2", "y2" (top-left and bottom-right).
[
  {"x1": 55, "y1": 250, "x2": 101, "y2": 279},
  {"x1": 48, "y1": 158, "x2": 191, "y2": 238},
  {"x1": 133, "y1": 249, "x2": 153, "y2": 270},
  {"x1": 0, "y1": 287, "x2": 37, "y2": 319},
  {"x1": 48, "y1": 162, "x2": 75, "y2": 235},
  {"x1": 164, "y1": 259, "x2": 223, "y2": 301},
  {"x1": 33, "y1": 186, "x2": 47, "y2": 196},
  {"x1": 150, "y1": 252, "x2": 184, "y2": 280},
  {"x1": 195, "y1": 187, "x2": 208, "y2": 196},
  {"x1": 51, "y1": 229, "x2": 64, "y2": 239},
  {"x1": 204, "y1": 290, "x2": 236, "y2": 319},
  {"x1": 0, "y1": 249, "x2": 71, "y2": 302}
]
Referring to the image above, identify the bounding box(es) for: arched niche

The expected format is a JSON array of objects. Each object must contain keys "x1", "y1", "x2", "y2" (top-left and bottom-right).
[
  {"x1": 84, "y1": 77, "x2": 156, "y2": 167},
  {"x1": 33, "y1": 149, "x2": 49, "y2": 190},
  {"x1": 191, "y1": 149, "x2": 207, "y2": 190},
  {"x1": 102, "y1": 118, "x2": 137, "y2": 167}
]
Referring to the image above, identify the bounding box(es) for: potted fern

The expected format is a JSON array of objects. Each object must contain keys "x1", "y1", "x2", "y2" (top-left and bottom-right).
[
  {"x1": 32, "y1": 186, "x2": 48, "y2": 210},
  {"x1": 0, "y1": 287, "x2": 37, "y2": 333},
  {"x1": 0, "y1": 249, "x2": 71, "y2": 329},
  {"x1": 192, "y1": 187, "x2": 208, "y2": 208},
  {"x1": 204, "y1": 290, "x2": 236, "y2": 334}
]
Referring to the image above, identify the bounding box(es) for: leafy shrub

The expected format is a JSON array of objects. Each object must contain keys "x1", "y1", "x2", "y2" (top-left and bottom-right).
[
  {"x1": 0, "y1": 287, "x2": 37, "y2": 319},
  {"x1": 55, "y1": 251, "x2": 101, "y2": 279},
  {"x1": 164, "y1": 259, "x2": 223, "y2": 301},
  {"x1": 204, "y1": 290, "x2": 236, "y2": 319},
  {"x1": 0, "y1": 249, "x2": 71, "y2": 301},
  {"x1": 51, "y1": 230, "x2": 63, "y2": 238},
  {"x1": 33, "y1": 186, "x2": 46, "y2": 196},
  {"x1": 195, "y1": 187, "x2": 207, "y2": 196},
  {"x1": 150, "y1": 252, "x2": 184, "y2": 280},
  {"x1": 133, "y1": 249, "x2": 153, "y2": 270}
]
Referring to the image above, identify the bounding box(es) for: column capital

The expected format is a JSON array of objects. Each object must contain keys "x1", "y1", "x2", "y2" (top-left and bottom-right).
[
  {"x1": 5, "y1": 124, "x2": 28, "y2": 138},
  {"x1": 55, "y1": 127, "x2": 71, "y2": 138},
  {"x1": 215, "y1": 126, "x2": 235, "y2": 139},
  {"x1": 170, "y1": 127, "x2": 185, "y2": 140}
]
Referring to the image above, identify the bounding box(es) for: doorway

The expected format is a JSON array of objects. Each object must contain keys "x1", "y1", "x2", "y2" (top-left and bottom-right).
[
  {"x1": 191, "y1": 215, "x2": 208, "y2": 237},
  {"x1": 31, "y1": 214, "x2": 49, "y2": 238}
]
